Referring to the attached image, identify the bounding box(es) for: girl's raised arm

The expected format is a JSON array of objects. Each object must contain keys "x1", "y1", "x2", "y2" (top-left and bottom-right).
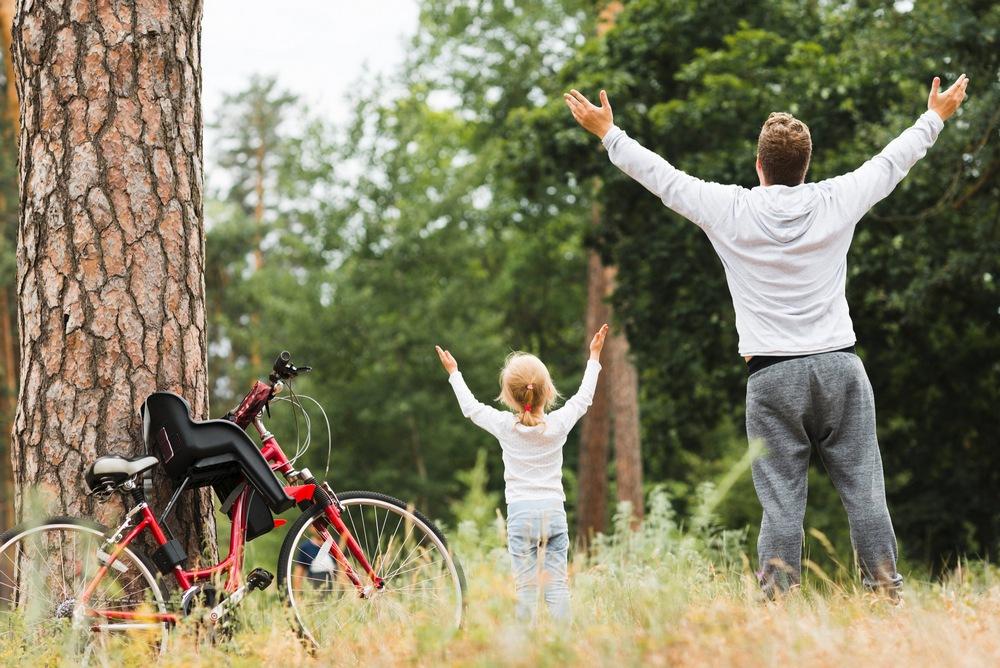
[
  {"x1": 548, "y1": 324, "x2": 608, "y2": 433},
  {"x1": 437, "y1": 346, "x2": 509, "y2": 437}
]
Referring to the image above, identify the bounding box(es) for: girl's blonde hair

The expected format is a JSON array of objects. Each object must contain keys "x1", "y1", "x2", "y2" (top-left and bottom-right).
[{"x1": 497, "y1": 352, "x2": 560, "y2": 427}]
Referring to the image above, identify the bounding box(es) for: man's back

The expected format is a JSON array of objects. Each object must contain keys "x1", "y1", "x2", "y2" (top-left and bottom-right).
[
  {"x1": 600, "y1": 109, "x2": 944, "y2": 356},
  {"x1": 565, "y1": 74, "x2": 969, "y2": 598}
]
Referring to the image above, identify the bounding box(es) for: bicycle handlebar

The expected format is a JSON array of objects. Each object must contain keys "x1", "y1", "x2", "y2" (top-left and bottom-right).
[{"x1": 269, "y1": 350, "x2": 312, "y2": 383}]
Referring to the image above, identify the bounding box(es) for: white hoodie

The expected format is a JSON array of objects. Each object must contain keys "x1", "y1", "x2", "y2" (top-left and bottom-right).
[{"x1": 602, "y1": 110, "x2": 945, "y2": 357}]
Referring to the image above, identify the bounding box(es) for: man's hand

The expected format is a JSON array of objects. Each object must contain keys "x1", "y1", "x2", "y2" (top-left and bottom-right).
[
  {"x1": 565, "y1": 89, "x2": 614, "y2": 139},
  {"x1": 928, "y1": 73, "x2": 969, "y2": 122},
  {"x1": 435, "y1": 345, "x2": 458, "y2": 375},
  {"x1": 589, "y1": 323, "x2": 609, "y2": 361}
]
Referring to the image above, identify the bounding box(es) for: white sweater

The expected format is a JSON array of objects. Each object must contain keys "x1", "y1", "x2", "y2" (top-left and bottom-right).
[
  {"x1": 602, "y1": 110, "x2": 945, "y2": 357},
  {"x1": 448, "y1": 360, "x2": 602, "y2": 503}
]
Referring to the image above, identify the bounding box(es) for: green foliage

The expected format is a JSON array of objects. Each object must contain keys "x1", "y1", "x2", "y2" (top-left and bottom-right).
[
  {"x1": 198, "y1": 0, "x2": 998, "y2": 571},
  {"x1": 513, "y1": 0, "x2": 999, "y2": 566},
  {"x1": 205, "y1": 4, "x2": 590, "y2": 526},
  {"x1": 450, "y1": 448, "x2": 501, "y2": 530}
]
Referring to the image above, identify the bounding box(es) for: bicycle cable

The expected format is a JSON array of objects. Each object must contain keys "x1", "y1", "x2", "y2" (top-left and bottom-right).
[
  {"x1": 272, "y1": 394, "x2": 310, "y2": 465},
  {"x1": 272, "y1": 391, "x2": 333, "y2": 474}
]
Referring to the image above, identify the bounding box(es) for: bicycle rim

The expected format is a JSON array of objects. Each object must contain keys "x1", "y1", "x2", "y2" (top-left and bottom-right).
[
  {"x1": 283, "y1": 495, "x2": 463, "y2": 646},
  {"x1": 0, "y1": 521, "x2": 168, "y2": 659}
]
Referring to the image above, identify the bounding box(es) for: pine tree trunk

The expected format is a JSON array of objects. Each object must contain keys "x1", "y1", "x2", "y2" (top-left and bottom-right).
[
  {"x1": 575, "y1": 0, "x2": 640, "y2": 539},
  {"x1": 576, "y1": 201, "x2": 611, "y2": 541},
  {"x1": 605, "y1": 269, "x2": 643, "y2": 520},
  {"x1": 11, "y1": 0, "x2": 215, "y2": 559}
]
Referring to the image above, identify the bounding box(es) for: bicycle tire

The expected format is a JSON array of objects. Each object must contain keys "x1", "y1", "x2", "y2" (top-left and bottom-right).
[
  {"x1": 276, "y1": 491, "x2": 466, "y2": 646},
  {"x1": 0, "y1": 516, "x2": 169, "y2": 658}
]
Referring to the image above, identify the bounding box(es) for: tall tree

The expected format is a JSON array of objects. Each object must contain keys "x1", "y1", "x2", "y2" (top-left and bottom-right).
[
  {"x1": 575, "y1": 200, "x2": 611, "y2": 537},
  {"x1": 605, "y1": 266, "x2": 643, "y2": 520},
  {"x1": 575, "y1": 0, "x2": 643, "y2": 536},
  {"x1": 209, "y1": 76, "x2": 298, "y2": 371},
  {"x1": 11, "y1": 0, "x2": 215, "y2": 557},
  {"x1": 204, "y1": 78, "x2": 339, "y2": 415}
]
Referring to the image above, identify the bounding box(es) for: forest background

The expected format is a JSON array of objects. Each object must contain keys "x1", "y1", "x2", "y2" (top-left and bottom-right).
[{"x1": 0, "y1": 0, "x2": 996, "y2": 577}]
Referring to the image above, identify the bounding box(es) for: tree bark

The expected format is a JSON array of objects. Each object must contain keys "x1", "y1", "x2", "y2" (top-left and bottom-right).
[
  {"x1": 605, "y1": 267, "x2": 643, "y2": 521},
  {"x1": 575, "y1": 0, "x2": 642, "y2": 539},
  {"x1": 11, "y1": 0, "x2": 215, "y2": 559},
  {"x1": 576, "y1": 200, "x2": 611, "y2": 542}
]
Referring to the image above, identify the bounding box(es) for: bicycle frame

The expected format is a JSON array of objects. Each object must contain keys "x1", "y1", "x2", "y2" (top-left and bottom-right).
[{"x1": 78, "y1": 405, "x2": 383, "y2": 626}]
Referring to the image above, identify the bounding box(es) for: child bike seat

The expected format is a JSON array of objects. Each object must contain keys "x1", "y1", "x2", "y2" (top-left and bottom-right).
[{"x1": 141, "y1": 392, "x2": 295, "y2": 513}]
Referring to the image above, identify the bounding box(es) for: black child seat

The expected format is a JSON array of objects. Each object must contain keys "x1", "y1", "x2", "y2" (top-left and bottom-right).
[{"x1": 141, "y1": 393, "x2": 296, "y2": 532}]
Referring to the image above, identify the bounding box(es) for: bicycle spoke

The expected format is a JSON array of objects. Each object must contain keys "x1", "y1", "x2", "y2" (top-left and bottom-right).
[
  {"x1": 285, "y1": 495, "x2": 462, "y2": 646},
  {"x1": 388, "y1": 571, "x2": 453, "y2": 592},
  {"x1": 383, "y1": 557, "x2": 445, "y2": 583},
  {"x1": 345, "y1": 505, "x2": 365, "y2": 561},
  {"x1": 380, "y1": 529, "x2": 429, "y2": 581},
  {"x1": 376, "y1": 511, "x2": 405, "y2": 572},
  {"x1": 0, "y1": 523, "x2": 167, "y2": 659}
]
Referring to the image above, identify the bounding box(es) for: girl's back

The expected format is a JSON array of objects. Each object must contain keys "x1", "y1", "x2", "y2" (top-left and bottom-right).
[
  {"x1": 435, "y1": 324, "x2": 608, "y2": 623},
  {"x1": 447, "y1": 359, "x2": 602, "y2": 503}
]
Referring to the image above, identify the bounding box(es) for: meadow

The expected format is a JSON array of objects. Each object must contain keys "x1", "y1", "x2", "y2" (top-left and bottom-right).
[{"x1": 2, "y1": 485, "x2": 996, "y2": 668}]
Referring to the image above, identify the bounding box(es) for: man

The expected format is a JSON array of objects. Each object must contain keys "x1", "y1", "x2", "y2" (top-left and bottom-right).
[{"x1": 565, "y1": 74, "x2": 969, "y2": 596}]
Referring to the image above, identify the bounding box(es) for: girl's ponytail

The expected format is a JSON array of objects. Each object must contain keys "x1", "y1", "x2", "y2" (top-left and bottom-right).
[{"x1": 520, "y1": 382, "x2": 541, "y2": 427}]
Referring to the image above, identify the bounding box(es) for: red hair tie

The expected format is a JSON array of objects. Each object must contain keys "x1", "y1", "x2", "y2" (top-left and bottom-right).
[{"x1": 524, "y1": 403, "x2": 532, "y2": 412}]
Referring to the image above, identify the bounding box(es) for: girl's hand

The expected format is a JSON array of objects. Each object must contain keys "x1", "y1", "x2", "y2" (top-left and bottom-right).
[
  {"x1": 435, "y1": 345, "x2": 459, "y2": 375},
  {"x1": 589, "y1": 323, "x2": 609, "y2": 360}
]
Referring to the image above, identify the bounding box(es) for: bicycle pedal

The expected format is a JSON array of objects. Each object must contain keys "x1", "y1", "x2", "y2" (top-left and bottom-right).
[{"x1": 247, "y1": 567, "x2": 274, "y2": 591}]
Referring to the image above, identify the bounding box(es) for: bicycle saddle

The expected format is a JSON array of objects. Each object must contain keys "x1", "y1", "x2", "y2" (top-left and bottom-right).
[{"x1": 85, "y1": 454, "x2": 159, "y2": 491}]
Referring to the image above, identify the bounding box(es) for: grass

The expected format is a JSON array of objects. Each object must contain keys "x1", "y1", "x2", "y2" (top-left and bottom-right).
[
  {"x1": 4, "y1": 449, "x2": 998, "y2": 667},
  {"x1": 2, "y1": 485, "x2": 997, "y2": 668}
]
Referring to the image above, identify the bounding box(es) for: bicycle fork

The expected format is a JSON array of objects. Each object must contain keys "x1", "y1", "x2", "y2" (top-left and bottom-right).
[{"x1": 315, "y1": 494, "x2": 384, "y2": 596}]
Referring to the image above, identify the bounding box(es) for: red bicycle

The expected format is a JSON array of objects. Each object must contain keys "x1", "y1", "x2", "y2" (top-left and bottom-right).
[{"x1": 0, "y1": 352, "x2": 465, "y2": 657}]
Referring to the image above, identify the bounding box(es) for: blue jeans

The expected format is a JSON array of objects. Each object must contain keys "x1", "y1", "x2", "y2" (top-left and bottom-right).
[{"x1": 506, "y1": 499, "x2": 570, "y2": 622}]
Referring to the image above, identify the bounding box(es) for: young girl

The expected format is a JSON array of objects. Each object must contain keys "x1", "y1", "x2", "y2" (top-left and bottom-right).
[{"x1": 435, "y1": 323, "x2": 608, "y2": 621}]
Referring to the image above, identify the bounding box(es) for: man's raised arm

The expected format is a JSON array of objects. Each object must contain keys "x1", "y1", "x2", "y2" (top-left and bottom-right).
[
  {"x1": 565, "y1": 89, "x2": 740, "y2": 231},
  {"x1": 823, "y1": 74, "x2": 969, "y2": 224}
]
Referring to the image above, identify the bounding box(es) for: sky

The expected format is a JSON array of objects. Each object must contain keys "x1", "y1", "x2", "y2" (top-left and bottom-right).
[{"x1": 202, "y1": 1, "x2": 421, "y2": 165}]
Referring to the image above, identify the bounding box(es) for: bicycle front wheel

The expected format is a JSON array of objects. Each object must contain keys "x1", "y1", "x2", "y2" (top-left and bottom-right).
[
  {"x1": 0, "y1": 517, "x2": 169, "y2": 660},
  {"x1": 277, "y1": 491, "x2": 464, "y2": 646}
]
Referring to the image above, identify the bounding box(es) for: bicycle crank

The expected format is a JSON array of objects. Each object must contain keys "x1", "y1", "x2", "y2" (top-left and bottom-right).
[{"x1": 207, "y1": 568, "x2": 274, "y2": 624}]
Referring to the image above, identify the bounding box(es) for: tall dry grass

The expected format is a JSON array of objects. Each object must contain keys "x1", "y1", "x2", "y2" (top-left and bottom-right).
[{"x1": 1, "y1": 478, "x2": 997, "y2": 667}]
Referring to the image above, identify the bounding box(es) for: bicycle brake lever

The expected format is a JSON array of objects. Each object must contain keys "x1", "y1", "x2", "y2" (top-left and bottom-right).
[{"x1": 298, "y1": 365, "x2": 313, "y2": 374}]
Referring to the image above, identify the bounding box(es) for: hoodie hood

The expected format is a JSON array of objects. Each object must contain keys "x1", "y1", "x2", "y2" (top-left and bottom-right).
[{"x1": 745, "y1": 184, "x2": 823, "y2": 243}]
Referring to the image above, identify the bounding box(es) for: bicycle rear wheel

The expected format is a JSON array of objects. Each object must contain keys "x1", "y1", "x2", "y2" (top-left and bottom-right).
[
  {"x1": 0, "y1": 517, "x2": 168, "y2": 660},
  {"x1": 277, "y1": 491, "x2": 464, "y2": 646}
]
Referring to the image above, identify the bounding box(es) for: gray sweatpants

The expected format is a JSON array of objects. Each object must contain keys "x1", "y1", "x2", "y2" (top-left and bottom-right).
[{"x1": 746, "y1": 351, "x2": 902, "y2": 595}]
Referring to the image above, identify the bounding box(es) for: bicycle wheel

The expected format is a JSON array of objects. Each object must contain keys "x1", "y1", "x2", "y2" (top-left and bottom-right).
[
  {"x1": 0, "y1": 517, "x2": 169, "y2": 659},
  {"x1": 277, "y1": 491, "x2": 465, "y2": 646}
]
